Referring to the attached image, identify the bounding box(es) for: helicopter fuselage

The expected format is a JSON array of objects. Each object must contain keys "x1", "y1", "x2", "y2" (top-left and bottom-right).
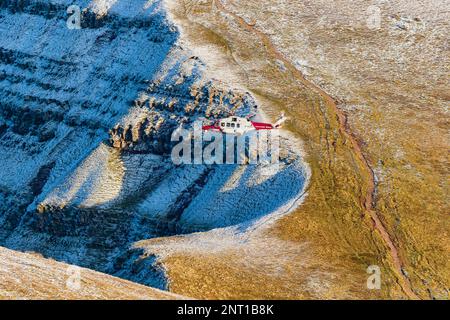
[{"x1": 202, "y1": 116, "x2": 275, "y2": 135}]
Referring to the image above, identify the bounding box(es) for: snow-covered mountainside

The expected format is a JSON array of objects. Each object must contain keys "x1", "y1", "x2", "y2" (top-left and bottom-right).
[{"x1": 0, "y1": 0, "x2": 307, "y2": 291}]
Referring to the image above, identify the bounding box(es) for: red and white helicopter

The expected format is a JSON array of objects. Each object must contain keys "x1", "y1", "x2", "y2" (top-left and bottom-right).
[{"x1": 202, "y1": 111, "x2": 288, "y2": 136}]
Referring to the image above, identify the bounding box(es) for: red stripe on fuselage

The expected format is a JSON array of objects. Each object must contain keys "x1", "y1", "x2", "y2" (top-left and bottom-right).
[
  {"x1": 251, "y1": 121, "x2": 274, "y2": 130},
  {"x1": 202, "y1": 125, "x2": 222, "y2": 132}
]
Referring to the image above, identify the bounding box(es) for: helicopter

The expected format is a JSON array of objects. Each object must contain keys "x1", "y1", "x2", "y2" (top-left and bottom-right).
[{"x1": 202, "y1": 109, "x2": 288, "y2": 136}]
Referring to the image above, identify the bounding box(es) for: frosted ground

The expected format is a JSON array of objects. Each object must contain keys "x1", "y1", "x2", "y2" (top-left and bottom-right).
[{"x1": 0, "y1": 0, "x2": 308, "y2": 290}]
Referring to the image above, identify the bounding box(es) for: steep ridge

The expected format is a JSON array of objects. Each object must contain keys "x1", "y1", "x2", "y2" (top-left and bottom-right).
[
  {"x1": 0, "y1": 0, "x2": 177, "y2": 237},
  {"x1": 0, "y1": 0, "x2": 308, "y2": 291}
]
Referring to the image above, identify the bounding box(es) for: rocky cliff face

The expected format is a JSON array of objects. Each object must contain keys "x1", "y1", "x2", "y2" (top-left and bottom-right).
[{"x1": 0, "y1": 0, "x2": 307, "y2": 290}]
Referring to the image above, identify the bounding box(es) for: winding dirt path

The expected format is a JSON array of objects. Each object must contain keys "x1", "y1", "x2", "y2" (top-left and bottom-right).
[{"x1": 215, "y1": 0, "x2": 418, "y2": 299}]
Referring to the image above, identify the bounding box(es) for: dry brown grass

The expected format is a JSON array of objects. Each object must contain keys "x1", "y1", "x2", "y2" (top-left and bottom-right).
[
  {"x1": 154, "y1": 0, "x2": 436, "y2": 299},
  {"x1": 155, "y1": 0, "x2": 450, "y2": 300},
  {"x1": 223, "y1": 0, "x2": 449, "y2": 299}
]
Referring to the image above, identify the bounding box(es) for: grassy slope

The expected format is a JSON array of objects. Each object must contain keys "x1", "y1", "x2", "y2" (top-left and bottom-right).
[
  {"x1": 157, "y1": 0, "x2": 428, "y2": 299},
  {"x1": 222, "y1": 0, "x2": 449, "y2": 299}
]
